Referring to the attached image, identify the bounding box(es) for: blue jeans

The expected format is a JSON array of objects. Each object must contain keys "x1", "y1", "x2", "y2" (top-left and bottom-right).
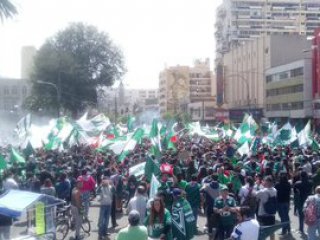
[
  {"x1": 98, "y1": 205, "x2": 111, "y2": 236},
  {"x1": 307, "y1": 219, "x2": 320, "y2": 240},
  {"x1": 278, "y1": 202, "x2": 291, "y2": 234}
]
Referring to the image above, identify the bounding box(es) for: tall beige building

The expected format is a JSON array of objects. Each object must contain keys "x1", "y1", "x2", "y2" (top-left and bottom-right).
[
  {"x1": 215, "y1": 0, "x2": 320, "y2": 55},
  {"x1": 222, "y1": 34, "x2": 310, "y2": 112},
  {"x1": 159, "y1": 59, "x2": 216, "y2": 118}
]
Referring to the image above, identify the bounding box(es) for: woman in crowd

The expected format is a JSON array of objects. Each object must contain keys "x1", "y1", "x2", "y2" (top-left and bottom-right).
[{"x1": 144, "y1": 197, "x2": 172, "y2": 240}]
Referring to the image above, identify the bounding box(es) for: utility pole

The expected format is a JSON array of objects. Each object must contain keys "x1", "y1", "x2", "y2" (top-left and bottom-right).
[{"x1": 114, "y1": 92, "x2": 118, "y2": 123}]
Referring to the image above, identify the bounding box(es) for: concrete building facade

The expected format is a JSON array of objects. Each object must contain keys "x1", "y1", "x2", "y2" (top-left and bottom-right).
[
  {"x1": 0, "y1": 78, "x2": 31, "y2": 113},
  {"x1": 222, "y1": 34, "x2": 311, "y2": 118},
  {"x1": 159, "y1": 59, "x2": 216, "y2": 120},
  {"x1": 215, "y1": 0, "x2": 320, "y2": 55},
  {"x1": 265, "y1": 59, "x2": 313, "y2": 120}
]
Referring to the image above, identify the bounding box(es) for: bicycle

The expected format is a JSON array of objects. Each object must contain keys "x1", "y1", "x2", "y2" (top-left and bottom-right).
[{"x1": 55, "y1": 204, "x2": 91, "y2": 240}]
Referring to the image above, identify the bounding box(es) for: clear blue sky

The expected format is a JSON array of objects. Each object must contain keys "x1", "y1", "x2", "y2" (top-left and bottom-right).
[{"x1": 0, "y1": 0, "x2": 222, "y2": 88}]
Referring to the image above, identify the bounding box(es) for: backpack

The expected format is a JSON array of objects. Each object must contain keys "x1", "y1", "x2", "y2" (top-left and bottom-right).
[
  {"x1": 304, "y1": 197, "x2": 317, "y2": 226},
  {"x1": 263, "y1": 192, "x2": 277, "y2": 215},
  {"x1": 242, "y1": 188, "x2": 257, "y2": 212}
]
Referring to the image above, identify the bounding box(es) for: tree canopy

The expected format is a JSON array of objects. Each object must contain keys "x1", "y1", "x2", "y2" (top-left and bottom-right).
[
  {"x1": 25, "y1": 22, "x2": 126, "y2": 116},
  {"x1": 0, "y1": 0, "x2": 17, "y2": 21}
]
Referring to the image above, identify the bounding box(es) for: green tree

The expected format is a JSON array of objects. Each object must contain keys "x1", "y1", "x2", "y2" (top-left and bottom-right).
[
  {"x1": 0, "y1": 0, "x2": 17, "y2": 21},
  {"x1": 25, "y1": 22, "x2": 126, "y2": 116}
]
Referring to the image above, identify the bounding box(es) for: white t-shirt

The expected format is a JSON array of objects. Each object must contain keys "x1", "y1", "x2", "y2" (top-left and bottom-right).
[
  {"x1": 238, "y1": 185, "x2": 256, "y2": 205},
  {"x1": 231, "y1": 219, "x2": 260, "y2": 240},
  {"x1": 3, "y1": 178, "x2": 18, "y2": 190}
]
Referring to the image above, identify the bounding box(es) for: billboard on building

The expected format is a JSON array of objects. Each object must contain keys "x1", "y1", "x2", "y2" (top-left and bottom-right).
[
  {"x1": 312, "y1": 28, "x2": 320, "y2": 99},
  {"x1": 216, "y1": 64, "x2": 224, "y2": 106}
]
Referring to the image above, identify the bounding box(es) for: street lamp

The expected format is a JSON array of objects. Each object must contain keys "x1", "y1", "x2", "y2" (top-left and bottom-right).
[{"x1": 36, "y1": 80, "x2": 61, "y2": 117}]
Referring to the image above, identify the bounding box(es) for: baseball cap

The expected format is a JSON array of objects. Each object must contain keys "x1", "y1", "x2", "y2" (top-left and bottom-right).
[{"x1": 172, "y1": 188, "x2": 182, "y2": 197}]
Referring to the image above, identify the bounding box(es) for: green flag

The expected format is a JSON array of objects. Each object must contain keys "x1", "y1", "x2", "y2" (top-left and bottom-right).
[
  {"x1": 10, "y1": 148, "x2": 25, "y2": 164},
  {"x1": 312, "y1": 139, "x2": 320, "y2": 151},
  {"x1": 127, "y1": 115, "x2": 135, "y2": 132},
  {"x1": 234, "y1": 114, "x2": 257, "y2": 144},
  {"x1": 144, "y1": 156, "x2": 161, "y2": 182},
  {"x1": 0, "y1": 154, "x2": 7, "y2": 170},
  {"x1": 149, "y1": 119, "x2": 162, "y2": 157},
  {"x1": 23, "y1": 141, "x2": 34, "y2": 158},
  {"x1": 118, "y1": 128, "x2": 144, "y2": 162},
  {"x1": 297, "y1": 121, "x2": 312, "y2": 147},
  {"x1": 237, "y1": 142, "x2": 250, "y2": 156}
]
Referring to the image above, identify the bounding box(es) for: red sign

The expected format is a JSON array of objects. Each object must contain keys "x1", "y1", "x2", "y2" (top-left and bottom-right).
[{"x1": 312, "y1": 28, "x2": 320, "y2": 99}]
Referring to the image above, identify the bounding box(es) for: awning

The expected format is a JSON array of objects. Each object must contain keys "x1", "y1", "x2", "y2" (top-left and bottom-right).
[{"x1": 0, "y1": 190, "x2": 64, "y2": 218}]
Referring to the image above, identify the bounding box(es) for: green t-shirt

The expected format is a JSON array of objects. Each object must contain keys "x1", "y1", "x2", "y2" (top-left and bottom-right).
[
  {"x1": 177, "y1": 180, "x2": 187, "y2": 190},
  {"x1": 218, "y1": 173, "x2": 230, "y2": 185},
  {"x1": 116, "y1": 226, "x2": 148, "y2": 240},
  {"x1": 214, "y1": 196, "x2": 237, "y2": 227},
  {"x1": 144, "y1": 209, "x2": 172, "y2": 240},
  {"x1": 185, "y1": 182, "x2": 200, "y2": 208},
  {"x1": 158, "y1": 183, "x2": 173, "y2": 210}
]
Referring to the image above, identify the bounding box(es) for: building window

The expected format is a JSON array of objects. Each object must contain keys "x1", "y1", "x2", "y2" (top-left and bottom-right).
[
  {"x1": 266, "y1": 75, "x2": 272, "y2": 83},
  {"x1": 11, "y1": 86, "x2": 18, "y2": 95},
  {"x1": 4, "y1": 86, "x2": 9, "y2": 95},
  {"x1": 290, "y1": 67, "x2": 304, "y2": 77}
]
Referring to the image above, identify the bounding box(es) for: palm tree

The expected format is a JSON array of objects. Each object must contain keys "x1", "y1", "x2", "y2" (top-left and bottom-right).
[{"x1": 0, "y1": 0, "x2": 17, "y2": 21}]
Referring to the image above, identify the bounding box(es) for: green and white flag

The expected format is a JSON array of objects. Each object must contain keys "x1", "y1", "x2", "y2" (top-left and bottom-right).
[
  {"x1": 312, "y1": 139, "x2": 320, "y2": 151},
  {"x1": 144, "y1": 156, "x2": 161, "y2": 182},
  {"x1": 298, "y1": 121, "x2": 312, "y2": 147},
  {"x1": 16, "y1": 114, "x2": 31, "y2": 138},
  {"x1": 129, "y1": 162, "x2": 146, "y2": 177},
  {"x1": 10, "y1": 148, "x2": 25, "y2": 164},
  {"x1": 76, "y1": 112, "x2": 110, "y2": 135},
  {"x1": 127, "y1": 115, "x2": 135, "y2": 132},
  {"x1": 237, "y1": 142, "x2": 250, "y2": 156},
  {"x1": 274, "y1": 122, "x2": 297, "y2": 145},
  {"x1": 149, "y1": 119, "x2": 162, "y2": 157},
  {"x1": 118, "y1": 128, "x2": 144, "y2": 162},
  {"x1": 234, "y1": 114, "x2": 257, "y2": 144},
  {"x1": 149, "y1": 174, "x2": 160, "y2": 199}
]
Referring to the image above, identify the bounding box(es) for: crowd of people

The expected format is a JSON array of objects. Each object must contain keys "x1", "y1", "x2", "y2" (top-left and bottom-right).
[{"x1": 1, "y1": 131, "x2": 320, "y2": 240}]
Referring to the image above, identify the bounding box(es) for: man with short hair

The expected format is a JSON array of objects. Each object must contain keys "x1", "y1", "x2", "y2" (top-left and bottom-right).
[
  {"x1": 256, "y1": 176, "x2": 277, "y2": 240},
  {"x1": 214, "y1": 185, "x2": 237, "y2": 240},
  {"x1": 231, "y1": 206, "x2": 260, "y2": 240},
  {"x1": 127, "y1": 186, "x2": 148, "y2": 224},
  {"x1": 116, "y1": 210, "x2": 148, "y2": 240}
]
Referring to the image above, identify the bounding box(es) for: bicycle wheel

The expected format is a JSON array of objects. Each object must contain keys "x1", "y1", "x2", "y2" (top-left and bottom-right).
[
  {"x1": 56, "y1": 219, "x2": 69, "y2": 240},
  {"x1": 81, "y1": 217, "x2": 91, "y2": 234}
]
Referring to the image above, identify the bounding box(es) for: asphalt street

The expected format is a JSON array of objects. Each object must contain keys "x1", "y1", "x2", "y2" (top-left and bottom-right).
[{"x1": 11, "y1": 200, "x2": 308, "y2": 240}]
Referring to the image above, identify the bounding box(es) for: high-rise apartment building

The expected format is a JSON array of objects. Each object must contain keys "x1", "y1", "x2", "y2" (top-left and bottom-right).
[
  {"x1": 159, "y1": 59, "x2": 216, "y2": 119},
  {"x1": 215, "y1": 0, "x2": 320, "y2": 55}
]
